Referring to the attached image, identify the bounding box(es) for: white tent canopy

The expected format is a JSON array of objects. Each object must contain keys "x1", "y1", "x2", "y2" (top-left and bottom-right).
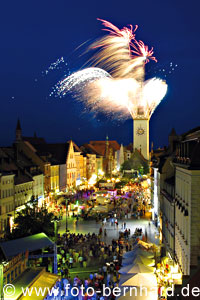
[
  {"x1": 122, "y1": 255, "x2": 155, "y2": 267},
  {"x1": 121, "y1": 273, "x2": 157, "y2": 288},
  {"x1": 133, "y1": 256, "x2": 155, "y2": 267},
  {"x1": 119, "y1": 263, "x2": 155, "y2": 274},
  {"x1": 123, "y1": 249, "x2": 154, "y2": 259},
  {"x1": 117, "y1": 287, "x2": 158, "y2": 300}
]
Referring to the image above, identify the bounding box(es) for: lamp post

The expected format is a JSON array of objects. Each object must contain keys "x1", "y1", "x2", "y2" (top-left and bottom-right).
[
  {"x1": 0, "y1": 263, "x2": 3, "y2": 300},
  {"x1": 51, "y1": 217, "x2": 59, "y2": 243},
  {"x1": 66, "y1": 198, "x2": 70, "y2": 232}
]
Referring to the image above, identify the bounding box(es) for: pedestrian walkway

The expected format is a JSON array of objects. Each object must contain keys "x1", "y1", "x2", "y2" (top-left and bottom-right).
[{"x1": 59, "y1": 216, "x2": 160, "y2": 245}]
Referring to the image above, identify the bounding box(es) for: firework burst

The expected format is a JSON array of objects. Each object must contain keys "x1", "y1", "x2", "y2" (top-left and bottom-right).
[{"x1": 56, "y1": 19, "x2": 167, "y2": 120}]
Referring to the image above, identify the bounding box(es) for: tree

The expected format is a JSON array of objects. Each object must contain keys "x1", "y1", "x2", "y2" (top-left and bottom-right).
[
  {"x1": 115, "y1": 178, "x2": 129, "y2": 189},
  {"x1": 6, "y1": 203, "x2": 55, "y2": 240}
]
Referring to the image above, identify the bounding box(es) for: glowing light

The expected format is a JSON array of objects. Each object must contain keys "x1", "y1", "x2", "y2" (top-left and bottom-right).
[
  {"x1": 57, "y1": 67, "x2": 110, "y2": 97},
  {"x1": 88, "y1": 174, "x2": 97, "y2": 186},
  {"x1": 56, "y1": 19, "x2": 167, "y2": 120},
  {"x1": 98, "y1": 169, "x2": 104, "y2": 176}
]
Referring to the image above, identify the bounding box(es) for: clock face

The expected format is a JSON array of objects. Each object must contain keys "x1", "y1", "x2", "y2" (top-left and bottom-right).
[{"x1": 136, "y1": 126, "x2": 145, "y2": 136}]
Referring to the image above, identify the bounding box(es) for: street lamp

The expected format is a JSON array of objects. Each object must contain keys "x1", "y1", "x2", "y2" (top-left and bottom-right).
[
  {"x1": 0, "y1": 261, "x2": 9, "y2": 300},
  {"x1": 65, "y1": 198, "x2": 70, "y2": 232}
]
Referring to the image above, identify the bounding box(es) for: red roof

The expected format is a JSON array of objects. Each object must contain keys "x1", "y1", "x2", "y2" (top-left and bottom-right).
[{"x1": 89, "y1": 140, "x2": 120, "y2": 156}]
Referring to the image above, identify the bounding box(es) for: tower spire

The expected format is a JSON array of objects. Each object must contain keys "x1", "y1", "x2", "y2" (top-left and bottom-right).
[{"x1": 15, "y1": 118, "x2": 22, "y2": 142}]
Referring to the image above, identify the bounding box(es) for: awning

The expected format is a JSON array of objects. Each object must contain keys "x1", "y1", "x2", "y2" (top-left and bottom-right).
[
  {"x1": 20, "y1": 272, "x2": 59, "y2": 300},
  {"x1": 4, "y1": 268, "x2": 59, "y2": 300},
  {"x1": 0, "y1": 233, "x2": 54, "y2": 259},
  {"x1": 121, "y1": 273, "x2": 157, "y2": 288}
]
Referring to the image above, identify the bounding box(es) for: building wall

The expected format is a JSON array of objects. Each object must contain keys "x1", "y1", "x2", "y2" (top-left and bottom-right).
[
  {"x1": 3, "y1": 252, "x2": 28, "y2": 285},
  {"x1": 59, "y1": 164, "x2": 67, "y2": 192},
  {"x1": 96, "y1": 156, "x2": 103, "y2": 177},
  {"x1": 15, "y1": 181, "x2": 33, "y2": 210},
  {"x1": 175, "y1": 167, "x2": 200, "y2": 275},
  {"x1": 124, "y1": 150, "x2": 131, "y2": 161},
  {"x1": 44, "y1": 163, "x2": 51, "y2": 197},
  {"x1": 33, "y1": 174, "x2": 44, "y2": 205},
  {"x1": 50, "y1": 165, "x2": 59, "y2": 192},
  {"x1": 0, "y1": 174, "x2": 15, "y2": 237},
  {"x1": 16, "y1": 141, "x2": 51, "y2": 199},
  {"x1": 133, "y1": 119, "x2": 149, "y2": 160},
  {"x1": 86, "y1": 154, "x2": 96, "y2": 180},
  {"x1": 66, "y1": 141, "x2": 77, "y2": 188},
  {"x1": 152, "y1": 167, "x2": 160, "y2": 224},
  {"x1": 160, "y1": 184, "x2": 175, "y2": 259}
]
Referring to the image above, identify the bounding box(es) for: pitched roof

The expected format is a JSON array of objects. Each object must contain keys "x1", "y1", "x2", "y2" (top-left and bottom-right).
[
  {"x1": 15, "y1": 173, "x2": 33, "y2": 185},
  {"x1": 125, "y1": 143, "x2": 133, "y2": 152},
  {"x1": 169, "y1": 128, "x2": 177, "y2": 136},
  {"x1": 132, "y1": 148, "x2": 148, "y2": 162},
  {"x1": 16, "y1": 119, "x2": 21, "y2": 131},
  {"x1": 0, "y1": 147, "x2": 41, "y2": 180},
  {"x1": 34, "y1": 143, "x2": 70, "y2": 164},
  {"x1": 181, "y1": 126, "x2": 200, "y2": 139},
  {"x1": 23, "y1": 136, "x2": 46, "y2": 145},
  {"x1": 72, "y1": 141, "x2": 82, "y2": 152},
  {"x1": 89, "y1": 140, "x2": 120, "y2": 156},
  {"x1": 81, "y1": 143, "x2": 103, "y2": 156}
]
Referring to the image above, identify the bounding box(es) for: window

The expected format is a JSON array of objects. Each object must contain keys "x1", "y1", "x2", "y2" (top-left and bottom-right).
[
  {"x1": 11, "y1": 271, "x2": 14, "y2": 281},
  {"x1": 7, "y1": 274, "x2": 10, "y2": 284}
]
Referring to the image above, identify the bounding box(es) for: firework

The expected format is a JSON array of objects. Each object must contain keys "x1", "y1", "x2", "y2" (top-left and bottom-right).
[
  {"x1": 56, "y1": 67, "x2": 110, "y2": 97},
  {"x1": 56, "y1": 19, "x2": 167, "y2": 120}
]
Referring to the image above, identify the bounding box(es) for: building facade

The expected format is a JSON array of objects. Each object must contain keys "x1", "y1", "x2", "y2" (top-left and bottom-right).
[
  {"x1": 173, "y1": 128, "x2": 200, "y2": 275},
  {"x1": 0, "y1": 173, "x2": 15, "y2": 237},
  {"x1": 153, "y1": 127, "x2": 200, "y2": 277}
]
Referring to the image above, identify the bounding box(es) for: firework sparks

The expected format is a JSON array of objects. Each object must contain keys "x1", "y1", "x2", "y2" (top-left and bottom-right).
[
  {"x1": 55, "y1": 67, "x2": 110, "y2": 98},
  {"x1": 56, "y1": 19, "x2": 167, "y2": 120}
]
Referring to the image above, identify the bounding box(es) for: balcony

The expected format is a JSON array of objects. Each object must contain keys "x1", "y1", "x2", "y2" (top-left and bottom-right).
[{"x1": 173, "y1": 156, "x2": 191, "y2": 165}]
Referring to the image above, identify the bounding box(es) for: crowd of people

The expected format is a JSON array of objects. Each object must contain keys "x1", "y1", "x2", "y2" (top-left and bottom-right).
[
  {"x1": 47, "y1": 229, "x2": 136, "y2": 300},
  {"x1": 57, "y1": 230, "x2": 134, "y2": 275}
]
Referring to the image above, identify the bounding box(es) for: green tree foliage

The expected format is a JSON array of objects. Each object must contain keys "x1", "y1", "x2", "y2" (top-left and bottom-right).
[
  {"x1": 115, "y1": 178, "x2": 129, "y2": 189},
  {"x1": 6, "y1": 202, "x2": 55, "y2": 240}
]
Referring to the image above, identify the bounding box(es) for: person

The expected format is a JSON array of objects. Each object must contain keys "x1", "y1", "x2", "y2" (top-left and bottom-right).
[
  {"x1": 104, "y1": 229, "x2": 107, "y2": 237},
  {"x1": 116, "y1": 221, "x2": 118, "y2": 229},
  {"x1": 99, "y1": 227, "x2": 102, "y2": 235},
  {"x1": 78, "y1": 255, "x2": 83, "y2": 267},
  {"x1": 102, "y1": 265, "x2": 107, "y2": 277},
  {"x1": 69, "y1": 256, "x2": 73, "y2": 268}
]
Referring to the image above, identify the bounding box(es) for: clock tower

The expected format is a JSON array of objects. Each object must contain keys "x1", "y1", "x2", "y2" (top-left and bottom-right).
[{"x1": 133, "y1": 106, "x2": 149, "y2": 160}]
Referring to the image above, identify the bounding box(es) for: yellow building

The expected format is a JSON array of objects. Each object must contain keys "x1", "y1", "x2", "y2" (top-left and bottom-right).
[
  {"x1": 86, "y1": 153, "x2": 97, "y2": 180},
  {"x1": 15, "y1": 174, "x2": 33, "y2": 211},
  {"x1": 96, "y1": 156, "x2": 103, "y2": 177},
  {"x1": 0, "y1": 173, "x2": 15, "y2": 238},
  {"x1": 66, "y1": 141, "x2": 77, "y2": 189},
  {"x1": 2, "y1": 252, "x2": 29, "y2": 285},
  {"x1": 50, "y1": 164, "x2": 59, "y2": 193}
]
